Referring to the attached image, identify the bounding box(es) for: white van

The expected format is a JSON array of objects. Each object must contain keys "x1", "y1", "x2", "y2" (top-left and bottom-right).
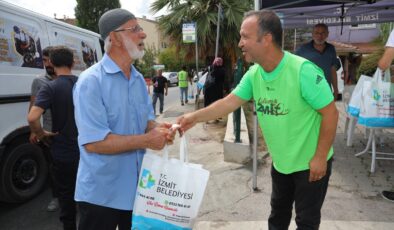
[{"x1": 0, "y1": 1, "x2": 102, "y2": 203}]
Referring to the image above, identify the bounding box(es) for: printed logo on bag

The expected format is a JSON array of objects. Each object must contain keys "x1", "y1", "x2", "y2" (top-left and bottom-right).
[
  {"x1": 316, "y1": 75, "x2": 323, "y2": 84},
  {"x1": 372, "y1": 89, "x2": 381, "y2": 101},
  {"x1": 139, "y1": 169, "x2": 156, "y2": 189},
  {"x1": 155, "y1": 173, "x2": 194, "y2": 199}
]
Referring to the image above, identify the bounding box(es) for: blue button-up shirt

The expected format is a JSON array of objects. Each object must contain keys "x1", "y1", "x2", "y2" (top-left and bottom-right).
[{"x1": 73, "y1": 54, "x2": 155, "y2": 210}]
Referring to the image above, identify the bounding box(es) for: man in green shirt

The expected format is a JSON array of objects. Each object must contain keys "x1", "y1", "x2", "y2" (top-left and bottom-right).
[
  {"x1": 178, "y1": 66, "x2": 190, "y2": 106},
  {"x1": 177, "y1": 10, "x2": 338, "y2": 230}
]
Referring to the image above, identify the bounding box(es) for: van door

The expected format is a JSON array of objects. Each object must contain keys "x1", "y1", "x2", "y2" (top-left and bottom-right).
[
  {"x1": 0, "y1": 6, "x2": 50, "y2": 203},
  {"x1": 45, "y1": 22, "x2": 102, "y2": 74}
]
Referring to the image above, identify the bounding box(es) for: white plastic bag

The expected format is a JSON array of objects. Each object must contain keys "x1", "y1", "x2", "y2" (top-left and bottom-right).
[
  {"x1": 188, "y1": 82, "x2": 194, "y2": 99},
  {"x1": 196, "y1": 72, "x2": 208, "y2": 90},
  {"x1": 347, "y1": 74, "x2": 371, "y2": 117},
  {"x1": 358, "y1": 68, "x2": 394, "y2": 127},
  {"x1": 132, "y1": 136, "x2": 210, "y2": 230}
]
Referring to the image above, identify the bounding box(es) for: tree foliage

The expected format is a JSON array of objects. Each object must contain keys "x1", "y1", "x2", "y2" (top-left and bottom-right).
[
  {"x1": 158, "y1": 45, "x2": 201, "y2": 71},
  {"x1": 151, "y1": 0, "x2": 253, "y2": 64},
  {"x1": 75, "y1": 0, "x2": 121, "y2": 33},
  {"x1": 358, "y1": 23, "x2": 393, "y2": 77},
  {"x1": 135, "y1": 45, "x2": 158, "y2": 78}
]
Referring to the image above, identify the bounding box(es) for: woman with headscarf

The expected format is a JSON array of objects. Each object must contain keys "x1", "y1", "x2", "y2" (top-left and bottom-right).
[{"x1": 204, "y1": 57, "x2": 225, "y2": 108}]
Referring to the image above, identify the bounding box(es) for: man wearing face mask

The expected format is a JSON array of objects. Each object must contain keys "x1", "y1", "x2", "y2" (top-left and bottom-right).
[
  {"x1": 28, "y1": 46, "x2": 59, "y2": 212},
  {"x1": 296, "y1": 23, "x2": 339, "y2": 100},
  {"x1": 72, "y1": 8, "x2": 176, "y2": 230}
]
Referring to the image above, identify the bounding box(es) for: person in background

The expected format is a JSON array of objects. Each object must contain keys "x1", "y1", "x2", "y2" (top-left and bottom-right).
[
  {"x1": 296, "y1": 23, "x2": 340, "y2": 100},
  {"x1": 28, "y1": 46, "x2": 59, "y2": 212},
  {"x1": 177, "y1": 10, "x2": 338, "y2": 230},
  {"x1": 151, "y1": 69, "x2": 168, "y2": 115},
  {"x1": 178, "y1": 65, "x2": 191, "y2": 105},
  {"x1": 72, "y1": 9, "x2": 176, "y2": 230},
  {"x1": 346, "y1": 53, "x2": 362, "y2": 85},
  {"x1": 377, "y1": 28, "x2": 394, "y2": 203},
  {"x1": 204, "y1": 57, "x2": 225, "y2": 108},
  {"x1": 28, "y1": 46, "x2": 79, "y2": 230}
]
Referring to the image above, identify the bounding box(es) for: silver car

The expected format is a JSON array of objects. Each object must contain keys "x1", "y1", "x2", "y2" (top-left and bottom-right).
[{"x1": 162, "y1": 72, "x2": 178, "y2": 86}]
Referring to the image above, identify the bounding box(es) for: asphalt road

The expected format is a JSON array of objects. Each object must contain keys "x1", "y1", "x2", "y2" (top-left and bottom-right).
[{"x1": 0, "y1": 188, "x2": 61, "y2": 230}]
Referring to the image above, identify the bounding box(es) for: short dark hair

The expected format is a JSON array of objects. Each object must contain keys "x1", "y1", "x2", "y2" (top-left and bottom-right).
[
  {"x1": 314, "y1": 23, "x2": 328, "y2": 32},
  {"x1": 42, "y1": 46, "x2": 53, "y2": 57},
  {"x1": 50, "y1": 46, "x2": 74, "y2": 68},
  {"x1": 244, "y1": 10, "x2": 282, "y2": 48}
]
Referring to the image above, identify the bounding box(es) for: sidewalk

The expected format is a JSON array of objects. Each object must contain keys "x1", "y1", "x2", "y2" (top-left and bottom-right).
[{"x1": 156, "y1": 100, "x2": 394, "y2": 230}]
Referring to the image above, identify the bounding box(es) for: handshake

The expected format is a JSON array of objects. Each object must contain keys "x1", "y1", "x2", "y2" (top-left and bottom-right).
[{"x1": 146, "y1": 111, "x2": 198, "y2": 150}]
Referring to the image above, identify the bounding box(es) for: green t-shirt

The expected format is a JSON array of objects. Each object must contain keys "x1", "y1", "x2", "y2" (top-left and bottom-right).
[
  {"x1": 178, "y1": 70, "x2": 188, "y2": 88},
  {"x1": 232, "y1": 51, "x2": 334, "y2": 174}
]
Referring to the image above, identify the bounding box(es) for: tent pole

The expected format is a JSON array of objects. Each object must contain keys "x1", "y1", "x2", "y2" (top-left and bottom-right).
[
  {"x1": 254, "y1": 0, "x2": 260, "y2": 10},
  {"x1": 253, "y1": 0, "x2": 260, "y2": 193},
  {"x1": 293, "y1": 28, "x2": 297, "y2": 51}
]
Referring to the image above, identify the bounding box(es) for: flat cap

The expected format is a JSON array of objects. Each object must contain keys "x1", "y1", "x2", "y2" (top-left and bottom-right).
[{"x1": 98, "y1": 8, "x2": 136, "y2": 40}]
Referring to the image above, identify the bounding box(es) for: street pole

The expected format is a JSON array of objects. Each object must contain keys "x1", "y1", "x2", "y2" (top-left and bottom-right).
[
  {"x1": 254, "y1": 0, "x2": 260, "y2": 10},
  {"x1": 215, "y1": 3, "x2": 221, "y2": 58},
  {"x1": 195, "y1": 22, "x2": 199, "y2": 98},
  {"x1": 253, "y1": 0, "x2": 260, "y2": 191}
]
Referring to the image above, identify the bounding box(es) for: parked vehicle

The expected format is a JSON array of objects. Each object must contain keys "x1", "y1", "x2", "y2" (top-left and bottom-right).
[
  {"x1": 0, "y1": 1, "x2": 102, "y2": 203},
  {"x1": 162, "y1": 72, "x2": 178, "y2": 86}
]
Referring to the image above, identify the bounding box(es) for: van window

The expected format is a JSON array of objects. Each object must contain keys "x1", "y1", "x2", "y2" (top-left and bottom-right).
[{"x1": 0, "y1": 14, "x2": 45, "y2": 69}]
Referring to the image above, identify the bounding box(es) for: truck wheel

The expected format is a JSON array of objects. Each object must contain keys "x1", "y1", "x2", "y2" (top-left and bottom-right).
[{"x1": 0, "y1": 142, "x2": 48, "y2": 203}]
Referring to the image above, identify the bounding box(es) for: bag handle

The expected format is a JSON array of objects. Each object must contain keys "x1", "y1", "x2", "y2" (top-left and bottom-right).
[
  {"x1": 179, "y1": 135, "x2": 189, "y2": 163},
  {"x1": 374, "y1": 68, "x2": 391, "y2": 83},
  {"x1": 163, "y1": 144, "x2": 169, "y2": 160},
  {"x1": 162, "y1": 135, "x2": 189, "y2": 163}
]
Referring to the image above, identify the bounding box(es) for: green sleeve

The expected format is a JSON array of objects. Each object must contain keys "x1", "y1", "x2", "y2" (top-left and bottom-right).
[
  {"x1": 231, "y1": 68, "x2": 253, "y2": 101},
  {"x1": 300, "y1": 62, "x2": 334, "y2": 110}
]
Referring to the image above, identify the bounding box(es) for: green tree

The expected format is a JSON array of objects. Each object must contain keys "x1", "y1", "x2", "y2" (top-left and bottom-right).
[
  {"x1": 158, "y1": 46, "x2": 180, "y2": 71},
  {"x1": 75, "y1": 0, "x2": 121, "y2": 33},
  {"x1": 358, "y1": 23, "x2": 393, "y2": 77},
  {"x1": 158, "y1": 45, "x2": 199, "y2": 71},
  {"x1": 135, "y1": 45, "x2": 158, "y2": 78},
  {"x1": 151, "y1": 0, "x2": 253, "y2": 65}
]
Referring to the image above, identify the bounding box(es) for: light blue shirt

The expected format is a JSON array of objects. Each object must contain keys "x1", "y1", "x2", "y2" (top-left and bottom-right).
[{"x1": 73, "y1": 54, "x2": 155, "y2": 210}]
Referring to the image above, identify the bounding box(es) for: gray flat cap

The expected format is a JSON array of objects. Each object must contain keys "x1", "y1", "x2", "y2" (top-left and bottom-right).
[{"x1": 98, "y1": 8, "x2": 136, "y2": 40}]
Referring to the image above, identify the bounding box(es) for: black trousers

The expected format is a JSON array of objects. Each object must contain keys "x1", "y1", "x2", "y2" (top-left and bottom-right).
[
  {"x1": 268, "y1": 158, "x2": 333, "y2": 230},
  {"x1": 78, "y1": 202, "x2": 133, "y2": 230},
  {"x1": 40, "y1": 144, "x2": 58, "y2": 198},
  {"x1": 52, "y1": 159, "x2": 79, "y2": 230}
]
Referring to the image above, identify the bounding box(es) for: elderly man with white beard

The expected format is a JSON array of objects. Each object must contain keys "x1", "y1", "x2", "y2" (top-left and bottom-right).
[{"x1": 72, "y1": 8, "x2": 176, "y2": 230}]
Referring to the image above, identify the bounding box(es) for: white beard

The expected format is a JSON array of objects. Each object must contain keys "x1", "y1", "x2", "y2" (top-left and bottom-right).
[
  {"x1": 122, "y1": 35, "x2": 145, "y2": 60},
  {"x1": 314, "y1": 40, "x2": 325, "y2": 45}
]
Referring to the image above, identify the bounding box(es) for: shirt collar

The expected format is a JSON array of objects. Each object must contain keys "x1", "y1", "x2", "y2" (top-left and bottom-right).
[
  {"x1": 101, "y1": 53, "x2": 122, "y2": 74},
  {"x1": 101, "y1": 53, "x2": 143, "y2": 79}
]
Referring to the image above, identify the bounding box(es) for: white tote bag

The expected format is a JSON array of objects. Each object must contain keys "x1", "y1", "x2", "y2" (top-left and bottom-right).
[
  {"x1": 358, "y1": 68, "x2": 394, "y2": 127},
  {"x1": 347, "y1": 74, "x2": 372, "y2": 117},
  {"x1": 196, "y1": 72, "x2": 208, "y2": 90},
  {"x1": 188, "y1": 82, "x2": 194, "y2": 99},
  {"x1": 132, "y1": 136, "x2": 210, "y2": 230}
]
